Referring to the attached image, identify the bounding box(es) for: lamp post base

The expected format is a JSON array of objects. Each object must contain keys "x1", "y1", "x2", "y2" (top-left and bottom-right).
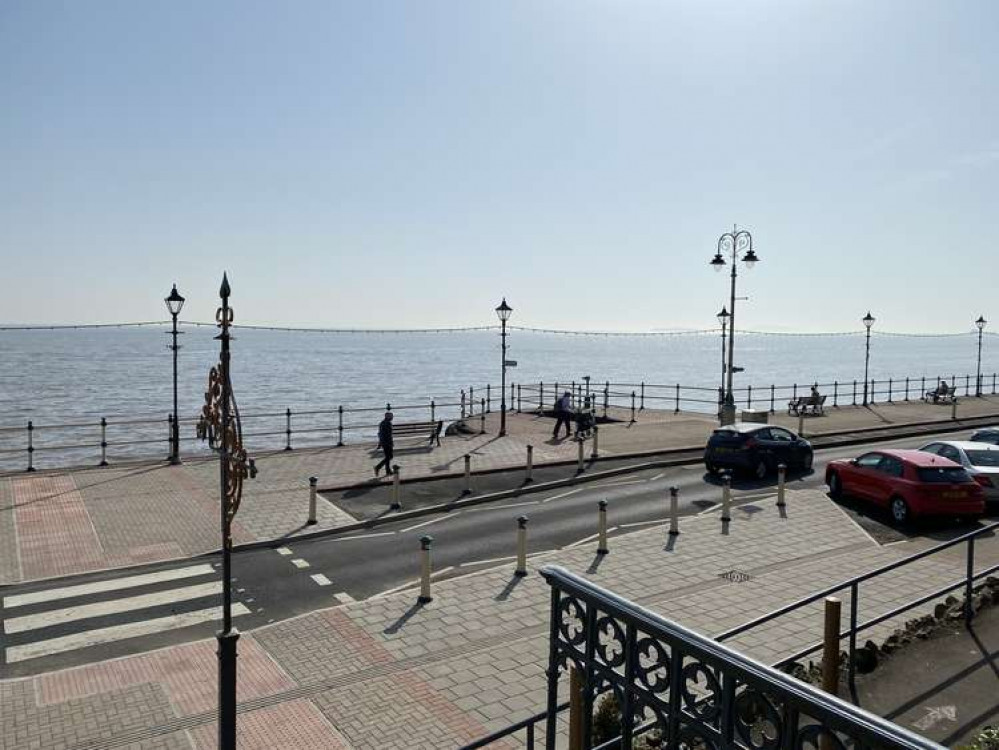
[
  {"x1": 217, "y1": 628, "x2": 240, "y2": 750},
  {"x1": 720, "y1": 403, "x2": 737, "y2": 426}
]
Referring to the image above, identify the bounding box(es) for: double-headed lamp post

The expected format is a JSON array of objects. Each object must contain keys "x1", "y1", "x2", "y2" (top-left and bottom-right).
[
  {"x1": 976, "y1": 315, "x2": 987, "y2": 397},
  {"x1": 710, "y1": 228, "x2": 759, "y2": 424},
  {"x1": 164, "y1": 284, "x2": 185, "y2": 465},
  {"x1": 496, "y1": 298, "x2": 513, "y2": 436},
  {"x1": 717, "y1": 307, "x2": 730, "y2": 412},
  {"x1": 862, "y1": 311, "x2": 875, "y2": 406}
]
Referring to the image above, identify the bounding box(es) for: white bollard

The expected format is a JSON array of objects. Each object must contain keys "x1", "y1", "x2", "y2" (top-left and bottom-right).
[
  {"x1": 577, "y1": 438, "x2": 584, "y2": 473},
  {"x1": 418, "y1": 535, "x2": 433, "y2": 603},
  {"x1": 515, "y1": 516, "x2": 528, "y2": 576},
  {"x1": 669, "y1": 486, "x2": 680, "y2": 536},
  {"x1": 597, "y1": 500, "x2": 609, "y2": 555},
  {"x1": 721, "y1": 473, "x2": 732, "y2": 522},
  {"x1": 308, "y1": 476, "x2": 318, "y2": 525},
  {"x1": 525, "y1": 444, "x2": 534, "y2": 483},
  {"x1": 777, "y1": 464, "x2": 787, "y2": 507},
  {"x1": 463, "y1": 453, "x2": 472, "y2": 495},
  {"x1": 391, "y1": 465, "x2": 402, "y2": 510},
  {"x1": 591, "y1": 425, "x2": 599, "y2": 459}
]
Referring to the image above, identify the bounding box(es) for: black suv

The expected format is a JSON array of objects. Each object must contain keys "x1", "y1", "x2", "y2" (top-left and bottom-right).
[
  {"x1": 970, "y1": 427, "x2": 999, "y2": 446},
  {"x1": 704, "y1": 423, "x2": 814, "y2": 479}
]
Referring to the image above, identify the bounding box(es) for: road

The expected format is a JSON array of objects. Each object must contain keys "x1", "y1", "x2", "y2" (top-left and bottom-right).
[{"x1": 2, "y1": 427, "x2": 996, "y2": 678}]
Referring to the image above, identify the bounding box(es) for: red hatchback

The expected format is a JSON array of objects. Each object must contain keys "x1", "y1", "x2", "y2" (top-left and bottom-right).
[{"x1": 825, "y1": 449, "x2": 985, "y2": 524}]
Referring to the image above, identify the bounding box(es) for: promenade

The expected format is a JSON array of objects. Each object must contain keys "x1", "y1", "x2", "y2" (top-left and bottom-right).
[{"x1": 2, "y1": 396, "x2": 999, "y2": 586}]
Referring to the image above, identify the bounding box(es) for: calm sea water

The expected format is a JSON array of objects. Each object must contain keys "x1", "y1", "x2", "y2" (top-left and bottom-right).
[{"x1": 1, "y1": 326, "x2": 995, "y2": 470}]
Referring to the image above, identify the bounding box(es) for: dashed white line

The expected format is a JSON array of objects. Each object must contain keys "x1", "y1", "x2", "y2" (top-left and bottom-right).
[
  {"x1": 335, "y1": 591, "x2": 356, "y2": 603},
  {"x1": 649, "y1": 473, "x2": 665, "y2": 482},
  {"x1": 310, "y1": 574, "x2": 332, "y2": 586},
  {"x1": 541, "y1": 488, "x2": 584, "y2": 504},
  {"x1": 290, "y1": 559, "x2": 310, "y2": 569},
  {"x1": 276, "y1": 547, "x2": 293, "y2": 556}
]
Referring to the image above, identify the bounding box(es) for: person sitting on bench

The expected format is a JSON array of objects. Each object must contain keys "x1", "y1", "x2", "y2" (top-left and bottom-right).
[
  {"x1": 810, "y1": 384, "x2": 821, "y2": 405},
  {"x1": 930, "y1": 380, "x2": 950, "y2": 403}
]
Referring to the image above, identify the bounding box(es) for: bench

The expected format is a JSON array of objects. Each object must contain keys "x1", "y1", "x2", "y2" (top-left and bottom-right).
[
  {"x1": 788, "y1": 395, "x2": 826, "y2": 416},
  {"x1": 922, "y1": 390, "x2": 957, "y2": 405},
  {"x1": 383, "y1": 420, "x2": 444, "y2": 449}
]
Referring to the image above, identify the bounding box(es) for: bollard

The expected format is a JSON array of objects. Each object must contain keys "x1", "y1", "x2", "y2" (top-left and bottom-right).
[
  {"x1": 577, "y1": 437, "x2": 584, "y2": 473},
  {"x1": 590, "y1": 425, "x2": 599, "y2": 460},
  {"x1": 525, "y1": 444, "x2": 534, "y2": 483},
  {"x1": 100, "y1": 417, "x2": 109, "y2": 467},
  {"x1": 337, "y1": 405, "x2": 344, "y2": 446},
  {"x1": 822, "y1": 597, "x2": 842, "y2": 697},
  {"x1": 669, "y1": 486, "x2": 680, "y2": 536},
  {"x1": 798, "y1": 408, "x2": 805, "y2": 438},
  {"x1": 480, "y1": 400, "x2": 486, "y2": 434},
  {"x1": 515, "y1": 516, "x2": 528, "y2": 576},
  {"x1": 463, "y1": 454, "x2": 472, "y2": 495},
  {"x1": 308, "y1": 476, "x2": 318, "y2": 525},
  {"x1": 597, "y1": 500, "x2": 609, "y2": 554},
  {"x1": 26, "y1": 420, "x2": 36, "y2": 472},
  {"x1": 285, "y1": 408, "x2": 293, "y2": 450},
  {"x1": 720, "y1": 474, "x2": 732, "y2": 522},
  {"x1": 418, "y1": 536, "x2": 433, "y2": 603},
  {"x1": 952, "y1": 398, "x2": 958, "y2": 420},
  {"x1": 777, "y1": 464, "x2": 786, "y2": 507},
  {"x1": 391, "y1": 465, "x2": 402, "y2": 510}
]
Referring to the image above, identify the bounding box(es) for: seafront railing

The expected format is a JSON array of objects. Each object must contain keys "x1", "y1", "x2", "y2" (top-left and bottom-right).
[{"x1": 2, "y1": 371, "x2": 996, "y2": 473}]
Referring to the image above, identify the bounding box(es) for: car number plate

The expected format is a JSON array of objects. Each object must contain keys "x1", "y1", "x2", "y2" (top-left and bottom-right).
[{"x1": 942, "y1": 491, "x2": 966, "y2": 499}]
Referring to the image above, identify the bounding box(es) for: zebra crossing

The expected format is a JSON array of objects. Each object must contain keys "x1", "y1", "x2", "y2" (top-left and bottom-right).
[{"x1": 1, "y1": 562, "x2": 251, "y2": 667}]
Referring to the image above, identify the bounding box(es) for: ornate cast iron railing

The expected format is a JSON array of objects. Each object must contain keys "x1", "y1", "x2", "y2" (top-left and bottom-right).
[{"x1": 539, "y1": 565, "x2": 943, "y2": 750}]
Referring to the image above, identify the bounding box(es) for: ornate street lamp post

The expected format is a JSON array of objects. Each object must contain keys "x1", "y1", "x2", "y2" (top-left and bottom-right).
[
  {"x1": 710, "y1": 227, "x2": 759, "y2": 425},
  {"x1": 862, "y1": 311, "x2": 875, "y2": 406},
  {"x1": 165, "y1": 284, "x2": 185, "y2": 465},
  {"x1": 717, "y1": 307, "x2": 730, "y2": 414},
  {"x1": 496, "y1": 298, "x2": 513, "y2": 437},
  {"x1": 976, "y1": 315, "x2": 987, "y2": 397},
  {"x1": 196, "y1": 274, "x2": 257, "y2": 750}
]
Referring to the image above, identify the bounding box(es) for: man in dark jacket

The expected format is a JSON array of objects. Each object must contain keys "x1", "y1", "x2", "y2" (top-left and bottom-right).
[
  {"x1": 374, "y1": 412, "x2": 394, "y2": 477},
  {"x1": 552, "y1": 391, "x2": 572, "y2": 440}
]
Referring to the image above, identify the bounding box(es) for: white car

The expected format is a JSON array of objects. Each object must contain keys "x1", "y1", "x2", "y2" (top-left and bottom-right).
[{"x1": 918, "y1": 440, "x2": 999, "y2": 503}]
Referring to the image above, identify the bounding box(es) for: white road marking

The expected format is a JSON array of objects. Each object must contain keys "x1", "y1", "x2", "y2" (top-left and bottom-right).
[
  {"x1": 400, "y1": 515, "x2": 452, "y2": 533},
  {"x1": 3, "y1": 564, "x2": 216, "y2": 609},
  {"x1": 335, "y1": 591, "x2": 356, "y2": 603},
  {"x1": 5, "y1": 582, "x2": 223, "y2": 634},
  {"x1": 457, "y1": 556, "x2": 516, "y2": 568},
  {"x1": 563, "y1": 529, "x2": 617, "y2": 549},
  {"x1": 541, "y1": 488, "x2": 583, "y2": 504},
  {"x1": 593, "y1": 479, "x2": 645, "y2": 488},
  {"x1": 330, "y1": 531, "x2": 396, "y2": 542},
  {"x1": 618, "y1": 518, "x2": 666, "y2": 529},
  {"x1": 290, "y1": 559, "x2": 310, "y2": 569},
  {"x1": 649, "y1": 473, "x2": 665, "y2": 482},
  {"x1": 276, "y1": 547, "x2": 293, "y2": 556},
  {"x1": 465, "y1": 499, "x2": 538, "y2": 513},
  {"x1": 367, "y1": 566, "x2": 455, "y2": 600},
  {"x1": 5, "y1": 603, "x2": 251, "y2": 663},
  {"x1": 697, "y1": 503, "x2": 720, "y2": 516},
  {"x1": 310, "y1": 574, "x2": 332, "y2": 587}
]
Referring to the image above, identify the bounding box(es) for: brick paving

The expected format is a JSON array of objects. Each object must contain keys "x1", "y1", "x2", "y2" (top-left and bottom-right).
[{"x1": 3, "y1": 488, "x2": 993, "y2": 749}]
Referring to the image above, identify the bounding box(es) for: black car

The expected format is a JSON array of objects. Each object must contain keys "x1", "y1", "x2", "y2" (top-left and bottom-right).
[
  {"x1": 704, "y1": 423, "x2": 814, "y2": 479},
  {"x1": 970, "y1": 427, "x2": 999, "y2": 446}
]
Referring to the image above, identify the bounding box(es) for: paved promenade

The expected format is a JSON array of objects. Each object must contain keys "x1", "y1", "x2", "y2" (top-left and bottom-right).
[
  {"x1": 1, "y1": 396, "x2": 998, "y2": 586},
  {"x1": 2, "y1": 488, "x2": 991, "y2": 749}
]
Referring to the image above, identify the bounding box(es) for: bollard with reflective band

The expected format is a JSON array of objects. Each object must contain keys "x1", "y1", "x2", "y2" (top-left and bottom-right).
[
  {"x1": 777, "y1": 464, "x2": 786, "y2": 507},
  {"x1": 597, "y1": 500, "x2": 609, "y2": 555},
  {"x1": 391, "y1": 465, "x2": 402, "y2": 510},
  {"x1": 669, "y1": 486, "x2": 680, "y2": 536},
  {"x1": 308, "y1": 476, "x2": 318, "y2": 525},
  {"x1": 515, "y1": 516, "x2": 528, "y2": 576},
  {"x1": 576, "y1": 438, "x2": 584, "y2": 473},
  {"x1": 721, "y1": 474, "x2": 732, "y2": 522},
  {"x1": 591, "y1": 424, "x2": 599, "y2": 459},
  {"x1": 418, "y1": 536, "x2": 433, "y2": 603},
  {"x1": 463, "y1": 454, "x2": 472, "y2": 495},
  {"x1": 525, "y1": 444, "x2": 534, "y2": 483}
]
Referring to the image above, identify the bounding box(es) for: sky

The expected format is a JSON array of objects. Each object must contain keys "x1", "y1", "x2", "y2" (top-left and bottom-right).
[{"x1": 1, "y1": 0, "x2": 997, "y2": 332}]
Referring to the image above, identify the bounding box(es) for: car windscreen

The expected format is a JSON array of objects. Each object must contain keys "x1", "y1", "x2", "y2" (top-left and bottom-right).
[
  {"x1": 965, "y1": 450, "x2": 999, "y2": 468},
  {"x1": 917, "y1": 467, "x2": 971, "y2": 484},
  {"x1": 710, "y1": 430, "x2": 744, "y2": 442}
]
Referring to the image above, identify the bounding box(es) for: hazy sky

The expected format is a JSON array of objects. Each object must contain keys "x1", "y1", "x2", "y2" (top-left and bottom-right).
[{"x1": 1, "y1": 1, "x2": 996, "y2": 332}]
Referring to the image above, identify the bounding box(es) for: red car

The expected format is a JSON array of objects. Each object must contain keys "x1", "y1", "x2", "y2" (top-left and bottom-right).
[{"x1": 825, "y1": 449, "x2": 985, "y2": 524}]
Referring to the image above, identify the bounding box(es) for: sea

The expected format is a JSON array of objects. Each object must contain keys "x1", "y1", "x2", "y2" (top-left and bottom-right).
[{"x1": 0, "y1": 325, "x2": 995, "y2": 471}]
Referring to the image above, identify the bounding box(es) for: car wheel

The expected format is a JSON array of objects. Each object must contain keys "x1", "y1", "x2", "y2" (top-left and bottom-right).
[
  {"x1": 890, "y1": 496, "x2": 911, "y2": 526},
  {"x1": 828, "y1": 471, "x2": 842, "y2": 499},
  {"x1": 705, "y1": 461, "x2": 718, "y2": 475},
  {"x1": 801, "y1": 451, "x2": 814, "y2": 471},
  {"x1": 754, "y1": 460, "x2": 768, "y2": 480}
]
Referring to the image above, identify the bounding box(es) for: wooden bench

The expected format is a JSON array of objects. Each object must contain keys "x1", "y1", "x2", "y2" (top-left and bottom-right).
[
  {"x1": 385, "y1": 420, "x2": 444, "y2": 448},
  {"x1": 788, "y1": 395, "x2": 826, "y2": 416},
  {"x1": 922, "y1": 390, "x2": 957, "y2": 405}
]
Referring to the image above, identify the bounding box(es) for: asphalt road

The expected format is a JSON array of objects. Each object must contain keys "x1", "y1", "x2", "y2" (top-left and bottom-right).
[{"x1": 2, "y1": 427, "x2": 996, "y2": 678}]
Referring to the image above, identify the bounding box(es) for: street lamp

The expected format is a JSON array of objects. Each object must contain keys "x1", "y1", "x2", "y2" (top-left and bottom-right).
[
  {"x1": 717, "y1": 307, "x2": 730, "y2": 413},
  {"x1": 196, "y1": 274, "x2": 257, "y2": 750},
  {"x1": 164, "y1": 284, "x2": 185, "y2": 465},
  {"x1": 976, "y1": 315, "x2": 987, "y2": 397},
  {"x1": 710, "y1": 227, "x2": 759, "y2": 424},
  {"x1": 862, "y1": 311, "x2": 875, "y2": 406},
  {"x1": 495, "y1": 298, "x2": 513, "y2": 437}
]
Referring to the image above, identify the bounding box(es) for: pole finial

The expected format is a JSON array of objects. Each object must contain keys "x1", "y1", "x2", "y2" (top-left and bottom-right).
[{"x1": 220, "y1": 272, "x2": 231, "y2": 299}]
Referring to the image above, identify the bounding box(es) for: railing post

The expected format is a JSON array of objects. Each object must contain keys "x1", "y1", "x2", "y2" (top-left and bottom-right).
[
  {"x1": 870, "y1": 378, "x2": 875, "y2": 403},
  {"x1": 630, "y1": 391, "x2": 636, "y2": 423},
  {"x1": 486, "y1": 384, "x2": 491, "y2": 413},
  {"x1": 539, "y1": 381, "x2": 544, "y2": 413},
  {"x1": 848, "y1": 581, "x2": 859, "y2": 695},
  {"x1": 337, "y1": 405, "x2": 344, "y2": 446},
  {"x1": 993, "y1": 373, "x2": 997, "y2": 395},
  {"x1": 603, "y1": 382, "x2": 609, "y2": 418},
  {"x1": 26, "y1": 420, "x2": 35, "y2": 472},
  {"x1": 887, "y1": 378, "x2": 893, "y2": 403},
  {"x1": 822, "y1": 597, "x2": 842, "y2": 699},
  {"x1": 770, "y1": 384, "x2": 775, "y2": 414},
  {"x1": 965, "y1": 374, "x2": 971, "y2": 397},
  {"x1": 308, "y1": 476, "x2": 318, "y2": 525},
  {"x1": 640, "y1": 381, "x2": 645, "y2": 410},
  {"x1": 833, "y1": 380, "x2": 839, "y2": 408},
  {"x1": 469, "y1": 387, "x2": 474, "y2": 415},
  {"x1": 525, "y1": 444, "x2": 534, "y2": 483},
  {"x1": 674, "y1": 383, "x2": 680, "y2": 414},
  {"x1": 285, "y1": 408, "x2": 293, "y2": 451},
  {"x1": 391, "y1": 465, "x2": 402, "y2": 510},
  {"x1": 747, "y1": 384, "x2": 753, "y2": 409},
  {"x1": 418, "y1": 536, "x2": 433, "y2": 603},
  {"x1": 479, "y1": 400, "x2": 486, "y2": 434},
  {"x1": 568, "y1": 665, "x2": 583, "y2": 750},
  {"x1": 721, "y1": 473, "x2": 732, "y2": 522},
  {"x1": 571, "y1": 381, "x2": 576, "y2": 409},
  {"x1": 515, "y1": 516, "x2": 528, "y2": 577},
  {"x1": 576, "y1": 437, "x2": 584, "y2": 474},
  {"x1": 792, "y1": 383, "x2": 797, "y2": 401},
  {"x1": 904, "y1": 377, "x2": 910, "y2": 401},
  {"x1": 463, "y1": 454, "x2": 472, "y2": 495},
  {"x1": 597, "y1": 500, "x2": 609, "y2": 554},
  {"x1": 517, "y1": 384, "x2": 522, "y2": 413},
  {"x1": 777, "y1": 464, "x2": 786, "y2": 507},
  {"x1": 100, "y1": 417, "x2": 109, "y2": 467},
  {"x1": 668, "y1": 486, "x2": 679, "y2": 537},
  {"x1": 166, "y1": 414, "x2": 173, "y2": 461},
  {"x1": 965, "y1": 537, "x2": 976, "y2": 626},
  {"x1": 798, "y1": 407, "x2": 805, "y2": 438},
  {"x1": 590, "y1": 425, "x2": 599, "y2": 460},
  {"x1": 430, "y1": 399, "x2": 436, "y2": 423},
  {"x1": 952, "y1": 398, "x2": 958, "y2": 420},
  {"x1": 461, "y1": 389, "x2": 466, "y2": 419},
  {"x1": 852, "y1": 379, "x2": 857, "y2": 406}
]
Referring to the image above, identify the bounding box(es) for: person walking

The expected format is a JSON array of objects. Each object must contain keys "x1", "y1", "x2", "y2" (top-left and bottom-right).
[
  {"x1": 552, "y1": 391, "x2": 572, "y2": 440},
  {"x1": 374, "y1": 411, "x2": 394, "y2": 477}
]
